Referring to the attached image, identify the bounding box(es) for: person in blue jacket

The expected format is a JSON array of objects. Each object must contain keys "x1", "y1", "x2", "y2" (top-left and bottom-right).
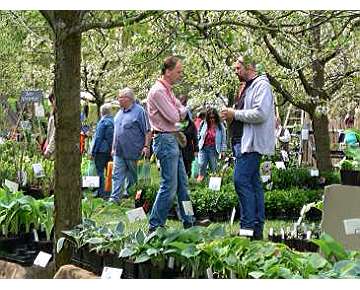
[
  {"x1": 197, "y1": 107, "x2": 227, "y2": 182},
  {"x1": 91, "y1": 103, "x2": 114, "y2": 198}
]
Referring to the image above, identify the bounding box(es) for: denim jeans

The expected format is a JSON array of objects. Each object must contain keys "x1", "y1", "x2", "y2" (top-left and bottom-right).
[
  {"x1": 94, "y1": 153, "x2": 112, "y2": 196},
  {"x1": 233, "y1": 143, "x2": 265, "y2": 237},
  {"x1": 198, "y1": 145, "x2": 218, "y2": 176},
  {"x1": 149, "y1": 133, "x2": 195, "y2": 230},
  {"x1": 110, "y1": 156, "x2": 137, "y2": 202}
]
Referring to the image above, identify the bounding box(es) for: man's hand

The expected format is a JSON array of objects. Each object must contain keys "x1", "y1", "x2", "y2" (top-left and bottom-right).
[
  {"x1": 221, "y1": 107, "x2": 235, "y2": 122},
  {"x1": 142, "y1": 146, "x2": 150, "y2": 158}
]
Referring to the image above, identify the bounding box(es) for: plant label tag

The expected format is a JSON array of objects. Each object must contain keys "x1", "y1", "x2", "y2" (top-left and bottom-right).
[
  {"x1": 281, "y1": 150, "x2": 289, "y2": 162},
  {"x1": 275, "y1": 161, "x2": 286, "y2": 170},
  {"x1": 168, "y1": 257, "x2": 175, "y2": 269},
  {"x1": 4, "y1": 179, "x2": 19, "y2": 193},
  {"x1": 280, "y1": 228, "x2": 285, "y2": 240},
  {"x1": 32, "y1": 163, "x2": 45, "y2": 178},
  {"x1": 239, "y1": 229, "x2": 254, "y2": 237},
  {"x1": 182, "y1": 201, "x2": 194, "y2": 216},
  {"x1": 269, "y1": 227, "x2": 274, "y2": 237},
  {"x1": 261, "y1": 161, "x2": 271, "y2": 175},
  {"x1": 310, "y1": 169, "x2": 319, "y2": 177},
  {"x1": 33, "y1": 251, "x2": 52, "y2": 268},
  {"x1": 17, "y1": 171, "x2": 27, "y2": 186},
  {"x1": 261, "y1": 175, "x2": 271, "y2": 183},
  {"x1": 208, "y1": 177, "x2": 222, "y2": 191},
  {"x1": 306, "y1": 231, "x2": 312, "y2": 240},
  {"x1": 206, "y1": 268, "x2": 213, "y2": 279},
  {"x1": 82, "y1": 176, "x2": 100, "y2": 188},
  {"x1": 230, "y1": 270, "x2": 236, "y2": 279},
  {"x1": 33, "y1": 229, "x2": 39, "y2": 242},
  {"x1": 343, "y1": 219, "x2": 360, "y2": 235},
  {"x1": 230, "y1": 207, "x2": 236, "y2": 226},
  {"x1": 101, "y1": 266, "x2": 123, "y2": 279},
  {"x1": 0, "y1": 137, "x2": 4, "y2": 144},
  {"x1": 34, "y1": 103, "x2": 45, "y2": 118},
  {"x1": 301, "y1": 129, "x2": 309, "y2": 140},
  {"x1": 126, "y1": 207, "x2": 147, "y2": 223}
]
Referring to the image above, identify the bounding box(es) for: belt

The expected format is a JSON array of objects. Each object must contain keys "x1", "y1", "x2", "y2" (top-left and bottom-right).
[{"x1": 153, "y1": 130, "x2": 174, "y2": 135}]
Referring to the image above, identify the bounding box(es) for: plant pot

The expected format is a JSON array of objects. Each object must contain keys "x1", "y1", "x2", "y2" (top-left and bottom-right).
[
  {"x1": 122, "y1": 259, "x2": 138, "y2": 279},
  {"x1": 340, "y1": 170, "x2": 360, "y2": 186}
]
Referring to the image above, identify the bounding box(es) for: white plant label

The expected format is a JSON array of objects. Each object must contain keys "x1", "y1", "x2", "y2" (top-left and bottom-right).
[
  {"x1": 82, "y1": 176, "x2": 100, "y2": 188},
  {"x1": 310, "y1": 169, "x2": 319, "y2": 177},
  {"x1": 239, "y1": 229, "x2": 254, "y2": 237},
  {"x1": 230, "y1": 270, "x2": 236, "y2": 279},
  {"x1": 17, "y1": 171, "x2": 27, "y2": 186},
  {"x1": 126, "y1": 207, "x2": 147, "y2": 223},
  {"x1": 168, "y1": 257, "x2": 175, "y2": 269},
  {"x1": 281, "y1": 150, "x2": 289, "y2": 162},
  {"x1": 182, "y1": 201, "x2": 194, "y2": 216},
  {"x1": 269, "y1": 228, "x2": 274, "y2": 237},
  {"x1": 306, "y1": 231, "x2": 312, "y2": 240},
  {"x1": 275, "y1": 161, "x2": 286, "y2": 170},
  {"x1": 230, "y1": 207, "x2": 236, "y2": 226},
  {"x1": 32, "y1": 163, "x2": 45, "y2": 178},
  {"x1": 280, "y1": 228, "x2": 285, "y2": 240},
  {"x1": 33, "y1": 229, "x2": 39, "y2": 242},
  {"x1": 4, "y1": 179, "x2": 19, "y2": 193},
  {"x1": 206, "y1": 268, "x2": 213, "y2": 279},
  {"x1": 261, "y1": 175, "x2": 271, "y2": 183},
  {"x1": 34, "y1": 102, "x2": 45, "y2": 118},
  {"x1": 343, "y1": 219, "x2": 360, "y2": 235},
  {"x1": 101, "y1": 266, "x2": 123, "y2": 279},
  {"x1": 208, "y1": 177, "x2": 222, "y2": 191},
  {"x1": 301, "y1": 129, "x2": 309, "y2": 140},
  {"x1": 0, "y1": 137, "x2": 4, "y2": 144},
  {"x1": 33, "y1": 251, "x2": 52, "y2": 268}
]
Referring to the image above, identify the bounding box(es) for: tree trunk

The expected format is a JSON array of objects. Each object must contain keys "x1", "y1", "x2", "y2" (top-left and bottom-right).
[
  {"x1": 53, "y1": 11, "x2": 82, "y2": 269},
  {"x1": 312, "y1": 113, "x2": 333, "y2": 172}
]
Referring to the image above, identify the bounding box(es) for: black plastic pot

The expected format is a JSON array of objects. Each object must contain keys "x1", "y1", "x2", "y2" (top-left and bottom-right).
[
  {"x1": 122, "y1": 259, "x2": 138, "y2": 279},
  {"x1": 340, "y1": 170, "x2": 360, "y2": 186}
]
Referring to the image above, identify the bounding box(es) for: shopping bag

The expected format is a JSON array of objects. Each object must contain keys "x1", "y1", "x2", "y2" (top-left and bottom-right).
[
  {"x1": 137, "y1": 158, "x2": 151, "y2": 185},
  {"x1": 191, "y1": 156, "x2": 199, "y2": 179}
]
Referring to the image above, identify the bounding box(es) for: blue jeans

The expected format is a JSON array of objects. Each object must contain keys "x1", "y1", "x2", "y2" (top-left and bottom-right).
[
  {"x1": 198, "y1": 145, "x2": 218, "y2": 176},
  {"x1": 110, "y1": 156, "x2": 137, "y2": 202},
  {"x1": 94, "y1": 153, "x2": 112, "y2": 196},
  {"x1": 233, "y1": 143, "x2": 264, "y2": 237},
  {"x1": 149, "y1": 133, "x2": 195, "y2": 230}
]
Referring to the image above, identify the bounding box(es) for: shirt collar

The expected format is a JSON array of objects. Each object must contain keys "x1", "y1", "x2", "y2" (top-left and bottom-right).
[
  {"x1": 158, "y1": 78, "x2": 172, "y2": 91},
  {"x1": 123, "y1": 102, "x2": 135, "y2": 113}
]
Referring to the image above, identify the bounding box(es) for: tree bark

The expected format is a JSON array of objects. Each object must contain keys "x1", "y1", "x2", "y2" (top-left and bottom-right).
[
  {"x1": 312, "y1": 113, "x2": 333, "y2": 172},
  {"x1": 52, "y1": 11, "x2": 82, "y2": 269}
]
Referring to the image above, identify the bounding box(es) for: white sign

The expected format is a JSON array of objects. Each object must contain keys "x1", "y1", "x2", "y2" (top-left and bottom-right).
[
  {"x1": 101, "y1": 267, "x2": 123, "y2": 279},
  {"x1": 301, "y1": 129, "x2": 309, "y2": 140},
  {"x1": 239, "y1": 229, "x2": 254, "y2": 237},
  {"x1": 34, "y1": 103, "x2": 45, "y2": 118},
  {"x1": 230, "y1": 207, "x2": 236, "y2": 226},
  {"x1": 206, "y1": 268, "x2": 213, "y2": 279},
  {"x1": 32, "y1": 163, "x2": 45, "y2": 178},
  {"x1": 310, "y1": 169, "x2": 319, "y2": 177},
  {"x1": 343, "y1": 219, "x2": 360, "y2": 235},
  {"x1": 269, "y1": 228, "x2": 274, "y2": 237},
  {"x1": 208, "y1": 177, "x2": 222, "y2": 191},
  {"x1": 261, "y1": 175, "x2": 271, "y2": 183},
  {"x1": 281, "y1": 150, "x2": 289, "y2": 162},
  {"x1": 275, "y1": 161, "x2": 286, "y2": 170},
  {"x1": 4, "y1": 180, "x2": 19, "y2": 193},
  {"x1": 33, "y1": 229, "x2": 39, "y2": 242},
  {"x1": 126, "y1": 207, "x2": 147, "y2": 223},
  {"x1": 33, "y1": 251, "x2": 52, "y2": 268},
  {"x1": 0, "y1": 137, "x2": 4, "y2": 144},
  {"x1": 280, "y1": 228, "x2": 285, "y2": 240},
  {"x1": 306, "y1": 231, "x2": 312, "y2": 240},
  {"x1": 82, "y1": 176, "x2": 100, "y2": 188},
  {"x1": 182, "y1": 201, "x2": 194, "y2": 216},
  {"x1": 17, "y1": 171, "x2": 27, "y2": 186}
]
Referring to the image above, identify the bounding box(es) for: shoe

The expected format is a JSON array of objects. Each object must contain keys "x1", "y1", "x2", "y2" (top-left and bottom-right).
[
  {"x1": 196, "y1": 175, "x2": 204, "y2": 182},
  {"x1": 108, "y1": 198, "x2": 120, "y2": 205},
  {"x1": 195, "y1": 219, "x2": 211, "y2": 227}
]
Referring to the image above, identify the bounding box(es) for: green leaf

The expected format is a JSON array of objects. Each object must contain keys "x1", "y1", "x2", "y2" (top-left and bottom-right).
[
  {"x1": 168, "y1": 241, "x2": 189, "y2": 251},
  {"x1": 308, "y1": 253, "x2": 328, "y2": 269},
  {"x1": 119, "y1": 247, "x2": 135, "y2": 258},
  {"x1": 135, "y1": 253, "x2": 151, "y2": 263},
  {"x1": 146, "y1": 248, "x2": 159, "y2": 256},
  {"x1": 115, "y1": 222, "x2": 125, "y2": 235},
  {"x1": 135, "y1": 229, "x2": 145, "y2": 245},
  {"x1": 249, "y1": 271, "x2": 264, "y2": 279},
  {"x1": 181, "y1": 245, "x2": 200, "y2": 259}
]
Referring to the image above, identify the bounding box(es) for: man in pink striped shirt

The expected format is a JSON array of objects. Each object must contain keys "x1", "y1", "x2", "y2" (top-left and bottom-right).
[{"x1": 147, "y1": 56, "x2": 195, "y2": 232}]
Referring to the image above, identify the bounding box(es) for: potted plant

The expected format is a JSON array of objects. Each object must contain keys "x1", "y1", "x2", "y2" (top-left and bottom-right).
[{"x1": 339, "y1": 146, "x2": 360, "y2": 186}]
